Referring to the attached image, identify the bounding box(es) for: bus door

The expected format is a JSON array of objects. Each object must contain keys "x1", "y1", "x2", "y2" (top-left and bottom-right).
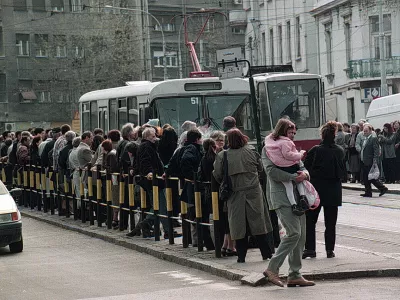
[
  {"x1": 139, "y1": 103, "x2": 149, "y2": 125},
  {"x1": 98, "y1": 107, "x2": 109, "y2": 132}
]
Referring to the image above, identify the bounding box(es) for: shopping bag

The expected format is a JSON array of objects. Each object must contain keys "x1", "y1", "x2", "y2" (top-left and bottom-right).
[
  {"x1": 368, "y1": 163, "x2": 380, "y2": 181},
  {"x1": 302, "y1": 180, "x2": 320, "y2": 210}
]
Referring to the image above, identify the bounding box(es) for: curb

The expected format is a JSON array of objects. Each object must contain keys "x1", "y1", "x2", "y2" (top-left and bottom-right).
[{"x1": 21, "y1": 210, "x2": 400, "y2": 286}]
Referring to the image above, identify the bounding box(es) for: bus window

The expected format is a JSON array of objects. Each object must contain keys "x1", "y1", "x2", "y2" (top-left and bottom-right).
[
  {"x1": 258, "y1": 82, "x2": 272, "y2": 131},
  {"x1": 153, "y1": 97, "x2": 200, "y2": 135},
  {"x1": 205, "y1": 94, "x2": 254, "y2": 139},
  {"x1": 109, "y1": 99, "x2": 117, "y2": 130},
  {"x1": 139, "y1": 103, "x2": 149, "y2": 125},
  {"x1": 128, "y1": 97, "x2": 139, "y2": 126},
  {"x1": 82, "y1": 103, "x2": 90, "y2": 132},
  {"x1": 118, "y1": 97, "x2": 128, "y2": 128},
  {"x1": 267, "y1": 79, "x2": 320, "y2": 128},
  {"x1": 99, "y1": 107, "x2": 108, "y2": 132},
  {"x1": 90, "y1": 101, "x2": 98, "y2": 130}
]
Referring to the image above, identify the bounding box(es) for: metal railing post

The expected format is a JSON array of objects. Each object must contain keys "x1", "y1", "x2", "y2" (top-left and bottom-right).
[{"x1": 152, "y1": 174, "x2": 160, "y2": 241}]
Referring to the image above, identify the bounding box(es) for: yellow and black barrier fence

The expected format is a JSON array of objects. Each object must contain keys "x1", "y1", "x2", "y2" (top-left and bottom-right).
[{"x1": 2, "y1": 161, "x2": 223, "y2": 259}]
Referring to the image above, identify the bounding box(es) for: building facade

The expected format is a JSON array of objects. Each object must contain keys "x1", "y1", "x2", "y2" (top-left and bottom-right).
[
  {"x1": 243, "y1": 0, "x2": 319, "y2": 74},
  {"x1": 145, "y1": 0, "x2": 246, "y2": 81},
  {"x1": 0, "y1": 0, "x2": 143, "y2": 132},
  {"x1": 311, "y1": 0, "x2": 400, "y2": 124}
]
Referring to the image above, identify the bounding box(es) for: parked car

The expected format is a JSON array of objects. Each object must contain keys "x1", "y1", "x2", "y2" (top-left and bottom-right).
[{"x1": 0, "y1": 182, "x2": 23, "y2": 253}]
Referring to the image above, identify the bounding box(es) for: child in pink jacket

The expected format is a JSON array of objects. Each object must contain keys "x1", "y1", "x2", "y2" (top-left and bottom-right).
[{"x1": 264, "y1": 119, "x2": 308, "y2": 215}]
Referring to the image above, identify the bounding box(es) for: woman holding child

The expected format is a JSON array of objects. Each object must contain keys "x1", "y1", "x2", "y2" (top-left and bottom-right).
[{"x1": 262, "y1": 118, "x2": 315, "y2": 288}]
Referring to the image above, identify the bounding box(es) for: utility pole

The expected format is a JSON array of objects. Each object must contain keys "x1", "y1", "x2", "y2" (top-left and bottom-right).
[{"x1": 379, "y1": 0, "x2": 388, "y2": 96}]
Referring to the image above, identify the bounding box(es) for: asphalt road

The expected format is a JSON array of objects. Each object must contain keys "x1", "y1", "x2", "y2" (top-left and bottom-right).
[{"x1": 1, "y1": 189, "x2": 400, "y2": 300}]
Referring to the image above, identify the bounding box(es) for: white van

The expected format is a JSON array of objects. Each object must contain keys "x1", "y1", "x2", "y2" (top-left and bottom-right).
[{"x1": 366, "y1": 93, "x2": 400, "y2": 129}]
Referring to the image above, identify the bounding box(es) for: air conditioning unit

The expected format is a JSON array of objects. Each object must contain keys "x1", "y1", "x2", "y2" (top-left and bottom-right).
[
  {"x1": 233, "y1": 0, "x2": 243, "y2": 4},
  {"x1": 5, "y1": 123, "x2": 16, "y2": 131}
]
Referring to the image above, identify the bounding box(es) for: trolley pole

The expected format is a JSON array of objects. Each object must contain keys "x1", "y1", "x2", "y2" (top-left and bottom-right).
[{"x1": 379, "y1": 0, "x2": 388, "y2": 97}]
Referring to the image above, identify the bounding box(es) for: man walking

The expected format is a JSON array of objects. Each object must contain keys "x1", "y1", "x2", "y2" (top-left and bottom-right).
[{"x1": 360, "y1": 124, "x2": 388, "y2": 197}]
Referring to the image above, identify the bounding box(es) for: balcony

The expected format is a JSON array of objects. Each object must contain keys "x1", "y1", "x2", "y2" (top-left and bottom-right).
[
  {"x1": 229, "y1": 10, "x2": 247, "y2": 27},
  {"x1": 348, "y1": 57, "x2": 400, "y2": 80}
]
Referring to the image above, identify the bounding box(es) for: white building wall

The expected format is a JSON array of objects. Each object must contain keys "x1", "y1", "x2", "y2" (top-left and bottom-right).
[
  {"x1": 244, "y1": 0, "x2": 318, "y2": 74},
  {"x1": 313, "y1": 0, "x2": 400, "y2": 124}
]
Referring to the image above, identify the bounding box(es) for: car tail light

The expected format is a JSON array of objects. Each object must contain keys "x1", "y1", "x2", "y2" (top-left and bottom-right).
[{"x1": 11, "y1": 211, "x2": 20, "y2": 221}]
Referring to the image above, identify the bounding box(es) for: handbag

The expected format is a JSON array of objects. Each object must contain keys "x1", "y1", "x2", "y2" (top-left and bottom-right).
[
  {"x1": 219, "y1": 150, "x2": 232, "y2": 202},
  {"x1": 368, "y1": 163, "x2": 380, "y2": 181}
]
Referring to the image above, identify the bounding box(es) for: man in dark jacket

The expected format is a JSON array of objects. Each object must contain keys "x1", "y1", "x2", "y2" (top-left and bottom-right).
[
  {"x1": 180, "y1": 129, "x2": 203, "y2": 181},
  {"x1": 360, "y1": 124, "x2": 388, "y2": 197},
  {"x1": 41, "y1": 128, "x2": 60, "y2": 168},
  {"x1": 117, "y1": 123, "x2": 135, "y2": 168},
  {"x1": 179, "y1": 129, "x2": 212, "y2": 248},
  {"x1": 136, "y1": 127, "x2": 179, "y2": 239}
]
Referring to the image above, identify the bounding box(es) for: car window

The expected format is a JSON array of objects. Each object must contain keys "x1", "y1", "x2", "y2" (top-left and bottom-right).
[{"x1": 0, "y1": 181, "x2": 8, "y2": 195}]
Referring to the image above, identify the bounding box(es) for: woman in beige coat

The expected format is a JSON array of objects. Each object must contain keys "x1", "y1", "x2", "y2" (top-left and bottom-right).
[{"x1": 213, "y1": 129, "x2": 273, "y2": 263}]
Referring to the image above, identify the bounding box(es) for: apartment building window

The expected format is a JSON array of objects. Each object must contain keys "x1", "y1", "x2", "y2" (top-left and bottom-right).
[
  {"x1": 277, "y1": 25, "x2": 283, "y2": 64},
  {"x1": 35, "y1": 34, "x2": 48, "y2": 57},
  {"x1": 51, "y1": 0, "x2": 64, "y2": 11},
  {"x1": 370, "y1": 15, "x2": 391, "y2": 59},
  {"x1": 0, "y1": 27, "x2": 4, "y2": 56},
  {"x1": 286, "y1": 21, "x2": 291, "y2": 62},
  {"x1": 269, "y1": 28, "x2": 274, "y2": 65},
  {"x1": 18, "y1": 80, "x2": 35, "y2": 103},
  {"x1": 32, "y1": 0, "x2": 46, "y2": 11},
  {"x1": 14, "y1": 0, "x2": 27, "y2": 11},
  {"x1": 70, "y1": 0, "x2": 82, "y2": 12},
  {"x1": 232, "y1": 27, "x2": 245, "y2": 35},
  {"x1": 344, "y1": 21, "x2": 351, "y2": 63},
  {"x1": 0, "y1": 74, "x2": 6, "y2": 103},
  {"x1": 261, "y1": 32, "x2": 266, "y2": 65},
  {"x1": 325, "y1": 23, "x2": 333, "y2": 74},
  {"x1": 38, "y1": 91, "x2": 51, "y2": 103},
  {"x1": 71, "y1": 36, "x2": 84, "y2": 58},
  {"x1": 54, "y1": 35, "x2": 67, "y2": 58},
  {"x1": 153, "y1": 51, "x2": 178, "y2": 67},
  {"x1": 295, "y1": 16, "x2": 301, "y2": 58},
  {"x1": 154, "y1": 24, "x2": 175, "y2": 32},
  {"x1": 16, "y1": 34, "x2": 30, "y2": 56}
]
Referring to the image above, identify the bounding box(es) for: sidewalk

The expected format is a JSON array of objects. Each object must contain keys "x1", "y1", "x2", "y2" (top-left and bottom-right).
[{"x1": 20, "y1": 207, "x2": 400, "y2": 287}]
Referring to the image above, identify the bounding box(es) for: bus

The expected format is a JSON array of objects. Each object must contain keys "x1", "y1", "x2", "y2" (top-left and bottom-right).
[
  {"x1": 79, "y1": 81, "x2": 160, "y2": 132},
  {"x1": 148, "y1": 77, "x2": 252, "y2": 138},
  {"x1": 149, "y1": 73, "x2": 324, "y2": 150}
]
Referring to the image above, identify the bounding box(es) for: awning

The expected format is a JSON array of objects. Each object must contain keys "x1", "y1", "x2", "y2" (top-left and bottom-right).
[{"x1": 21, "y1": 91, "x2": 37, "y2": 100}]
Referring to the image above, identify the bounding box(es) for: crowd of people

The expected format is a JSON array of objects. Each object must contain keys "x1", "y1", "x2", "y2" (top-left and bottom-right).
[
  {"x1": 334, "y1": 119, "x2": 399, "y2": 197},
  {"x1": 0, "y1": 116, "x2": 394, "y2": 288}
]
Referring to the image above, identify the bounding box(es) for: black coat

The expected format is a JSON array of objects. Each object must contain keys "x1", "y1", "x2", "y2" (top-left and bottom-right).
[
  {"x1": 41, "y1": 140, "x2": 55, "y2": 168},
  {"x1": 136, "y1": 139, "x2": 164, "y2": 176},
  {"x1": 304, "y1": 140, "x2": 345, "y2": 207},
  {"x1": 30, "y1": 148, "x2": 41, "y2": 166},
  {"x1": 165, "y1": 147, "x2": 186, "y2": 178},
  {"x1": 180, "y1": 143, "x2": 203, "y2": 180},
  {"x1": 58, "y1": 142, "x2": 73, "y2": 171},
  {"x1": 120, "y1": 141, "x2": 138, "y2": 174}
]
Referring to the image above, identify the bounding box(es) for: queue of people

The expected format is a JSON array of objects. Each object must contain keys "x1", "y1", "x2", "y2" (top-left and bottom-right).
[{"x1": 1, "y1": 115, "x2": 393, "y2": 289}]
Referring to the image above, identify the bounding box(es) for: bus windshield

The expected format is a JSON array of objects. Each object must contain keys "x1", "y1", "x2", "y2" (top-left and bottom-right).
[
  {"x1": 266, "y1": 79, "x2": 320, "y2": 128},
  {"x1": 154, "y1": 97, "x2": 200, "y2": 134},
  {"x1": 206, "y1": 94, "x2": 254, "y2": 139}
]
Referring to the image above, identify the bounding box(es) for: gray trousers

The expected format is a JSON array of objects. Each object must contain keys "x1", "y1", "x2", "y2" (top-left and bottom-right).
[{"x1": 267, "y1": 207, "x2": 306, "y2": 280}]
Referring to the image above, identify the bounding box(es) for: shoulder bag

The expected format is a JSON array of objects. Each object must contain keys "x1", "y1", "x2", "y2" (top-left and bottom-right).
[{"x1": 219, "y1": 150, "x2": 232, "y2": 202}]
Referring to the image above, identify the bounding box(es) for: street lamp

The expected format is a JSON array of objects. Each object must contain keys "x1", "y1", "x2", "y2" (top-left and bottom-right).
[{"x1": 105, "y1": 5, "x2": 167, "y2": 80}]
